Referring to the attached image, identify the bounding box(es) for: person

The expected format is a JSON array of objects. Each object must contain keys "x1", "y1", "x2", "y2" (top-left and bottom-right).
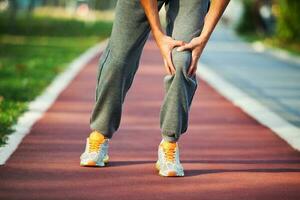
[{"x1": 80, "y1": 0, "x2": 230, "y2": 177}]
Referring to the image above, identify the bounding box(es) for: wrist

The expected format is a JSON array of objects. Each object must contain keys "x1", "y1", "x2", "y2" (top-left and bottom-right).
[
  {"x1": 198, "y1": 33, "x2": 210, "y2": 43},
  {"x1": 152, "y1": 29, "x2": 165, "y2": 43}
]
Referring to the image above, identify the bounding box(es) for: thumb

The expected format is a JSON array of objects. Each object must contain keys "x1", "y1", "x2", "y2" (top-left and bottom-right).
[
  {"x1": 177, "y1": 43, "x2": 192, "y2": 52},
  {"x1": 173, "y1": 40, "x2": 185, "y2": 47}
]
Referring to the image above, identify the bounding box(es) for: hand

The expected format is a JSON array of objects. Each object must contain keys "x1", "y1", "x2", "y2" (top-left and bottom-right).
[
  {"x1": 177, "y1": 36, "x2": 208, "y2": 76},
  {"x1": 155, "y1": 34, "x2": 185, "y2": 75}
]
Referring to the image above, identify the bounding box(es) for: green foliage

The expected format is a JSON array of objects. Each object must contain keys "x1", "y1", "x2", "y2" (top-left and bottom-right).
[
  {"x1": 276, "y1": 0, "x2": 300, "y2": 42},
  {"x1": 0, "y1": 13, "x2": 112, "y2": 37},
  {"x1": 236, "y1": 0, "x2": 256, "y2": 34},
  {"x1": 236, "y1": 0, "x2": 300, "y2": 53},
  {"x1": 0, "y1": 15, "x2": 112, "y2": 146},
  {"x1": 0, "y1": 99, "x2": 27, "y2": 145}
]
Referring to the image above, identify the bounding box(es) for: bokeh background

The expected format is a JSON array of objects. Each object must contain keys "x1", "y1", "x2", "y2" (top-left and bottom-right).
[{"x1": 0, "y1": 0, "x2": 299, "y2": 146}]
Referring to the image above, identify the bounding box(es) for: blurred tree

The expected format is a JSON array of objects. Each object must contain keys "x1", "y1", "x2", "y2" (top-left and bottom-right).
[
  {"x1": 276, "y1": 0, "x2": 300, "y2": 42},
  {"x1": 236, "y1": 0, "x2": 274, "y2": 35},
  {"x1": 9, "y1": 0, "x2": 18, "y2": 19},
  {"x1": 28, "y1": 0, "x2": 35, "y2": 12},
  {"x1": 42, "y1": 0, "x2": 65, "y2": 7},
  {"x1": 94, "y1": 0, "x2": 117, "y2": 10},
  {"x1": 38, "y1": 0, "x2": 117, "y2": 10}
]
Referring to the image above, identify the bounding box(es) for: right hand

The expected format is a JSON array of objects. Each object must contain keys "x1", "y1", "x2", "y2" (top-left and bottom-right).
[{"x1": 155, "y1": 34, "x2": 185, "y2": 75}]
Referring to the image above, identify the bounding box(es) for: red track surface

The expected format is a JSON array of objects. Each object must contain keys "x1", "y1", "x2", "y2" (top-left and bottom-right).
[{"x1": 1, "y1": 39, "x2": 300, "y2": 200}]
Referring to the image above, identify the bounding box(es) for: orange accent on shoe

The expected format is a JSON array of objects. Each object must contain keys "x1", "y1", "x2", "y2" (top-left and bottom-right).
[
  {"x1": 167, "y1": 171, "x2": 177, "y2": 177},
  {"x1": 88, "y1": 131, "x2": 105, "y2": 153},
  {"x1": 161, "y1": 141, "x2": 177, "y2": 162},
  {"x1": 86, "y1": 161, "x2": 96, "y2": 166}
]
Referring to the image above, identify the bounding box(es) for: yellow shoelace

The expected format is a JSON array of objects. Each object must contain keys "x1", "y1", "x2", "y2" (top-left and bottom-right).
[
  {"x1": 162, "y1": 142, "x2": 177, "y2": 162},
  {"x1": 88, "y1": 131, "x2": 105, "y2": 153},
  {"x1": 89, "y1": 139, "x2": 103, "y2": 153}
]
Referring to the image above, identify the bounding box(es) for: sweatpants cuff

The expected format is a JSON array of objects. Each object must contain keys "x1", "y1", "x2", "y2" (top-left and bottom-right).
[
  {"x1": 90, "y1": 124, "x2": 113, "y2": 139},
  {"x1": 161, "y1": 133, "x2": 179, "y2": 142}
]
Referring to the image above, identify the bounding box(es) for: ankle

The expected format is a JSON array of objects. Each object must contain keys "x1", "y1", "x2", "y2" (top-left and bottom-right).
[
  {"x1": 162, "y1": 139, "x2": 177, "y2": 144},
  {"x1": 90, "y1": 130, "x2": 107, "y2": 140}
]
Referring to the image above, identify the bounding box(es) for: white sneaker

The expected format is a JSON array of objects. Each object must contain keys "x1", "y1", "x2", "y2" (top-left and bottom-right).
[
  {"x1": 155, "y1": 140, "x2": 184, "y2": 177},
  {"x1": 80, "y1": 131, "x2": 109, "y2": 167}
]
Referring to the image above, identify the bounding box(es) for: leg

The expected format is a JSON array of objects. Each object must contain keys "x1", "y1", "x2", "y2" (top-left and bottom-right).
[
  {"x1": 90, "y1": 0, "x2": 165, "y2": 138},
  {"x1": 160, "y1": 0, "x2": 210, "y2": 142}
]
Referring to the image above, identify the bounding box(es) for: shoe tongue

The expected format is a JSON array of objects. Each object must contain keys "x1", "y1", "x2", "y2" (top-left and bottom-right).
[
  {"x1": 89, "y1": 131, "x2": 105, "y2": 142},
  {"x1": 162, "y1": 141, "x2": 177, "y2": 149}
]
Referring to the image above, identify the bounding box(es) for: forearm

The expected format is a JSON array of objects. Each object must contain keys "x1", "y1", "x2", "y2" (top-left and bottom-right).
[
  {"x1": 140, "y1": 0, "x2": 164, "y2": 40},
  {"x1": 200, "y1": 0, "x2": 230, "y2": 41}
]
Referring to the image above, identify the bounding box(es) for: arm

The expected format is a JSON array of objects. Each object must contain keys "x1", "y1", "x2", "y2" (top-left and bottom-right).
[
  {"x1": 177, "y1": 0, "x2": 230, "y2": 76},
  {"x1": 140, "y1": 0, "x2": 184, "y2": 75}
]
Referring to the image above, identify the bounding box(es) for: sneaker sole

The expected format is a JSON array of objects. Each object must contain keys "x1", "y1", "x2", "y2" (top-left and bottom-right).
[
  {"x1": 80, "y1": 161, "x2": 108, "y2": 167},
  {"x1": 155, "y1": 161, "x2": 184, "y2": 177},
  {"x1": 80, "y1": 155, "x2": 109, "y2": 167}
]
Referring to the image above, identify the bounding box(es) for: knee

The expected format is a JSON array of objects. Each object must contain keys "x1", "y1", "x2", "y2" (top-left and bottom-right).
[{"x1": 172, "y1": 49, "x2": 192, "y2": 75}]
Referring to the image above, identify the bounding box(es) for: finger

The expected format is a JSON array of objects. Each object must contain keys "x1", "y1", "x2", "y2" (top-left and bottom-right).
[
  {"x1": 192, "y1": 65, "x2": 198, "y2": 75},
  {"x1": 190, "y1": 63, "x2": 198, "y2": 76},
  {"x1": 167, "y1": 60, "x2": 176, "y2": 75},
  {"x1": 173, "y1": 40, "x2": 185, "y2": 47},
  {"x1": 188, "y1": 58, "x2": 197, "y2": 76},
  {"x1": 163, "y1": 59, "x2": 172, "y2": 75},
  {"x1": 166, "y1": 55, "x2": 176, "y2": 75},
  {"x1": 188, "y1": 51, "x2": 201, "y2": 76},
  {"x1": 177, "y1": 43, "x2": 193, "y2": 52}
]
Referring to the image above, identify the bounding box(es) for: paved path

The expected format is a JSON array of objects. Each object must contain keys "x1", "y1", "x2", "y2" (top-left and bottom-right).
[
  {"x1": 202, "y1": 25, "x2": 300, "y2": 127},
  {"x1": 1, "y1": 38, "x2": 300, "y2": 200}
]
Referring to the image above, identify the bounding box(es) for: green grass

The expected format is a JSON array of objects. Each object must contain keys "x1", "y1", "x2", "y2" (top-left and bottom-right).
[{"x1": 0, "y1": 14, "x2": 112, "y2": 146}]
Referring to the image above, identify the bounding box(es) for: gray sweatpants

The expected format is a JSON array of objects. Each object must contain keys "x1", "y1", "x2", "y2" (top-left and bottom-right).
[{"x1": 90, "y1": 0, "x2": 210, "y2": 142}]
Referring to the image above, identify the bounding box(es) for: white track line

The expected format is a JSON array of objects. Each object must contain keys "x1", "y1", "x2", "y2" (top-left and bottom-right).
[
  {"x1": 0, "y1": 39, "x2": 108, "y2": 165},
  {"x1": 197, "y1": 63, "x2": 300, "y2": 151}
]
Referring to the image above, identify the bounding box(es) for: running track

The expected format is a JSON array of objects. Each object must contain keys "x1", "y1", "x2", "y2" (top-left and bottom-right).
[{"x1": 1, "y1": 38, "x2": 300, "y2": 200}]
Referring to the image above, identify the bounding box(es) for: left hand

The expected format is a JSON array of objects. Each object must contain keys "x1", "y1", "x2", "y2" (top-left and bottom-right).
[{"x1": 177, "y1": 36, "x2": 208, "y2": 76}]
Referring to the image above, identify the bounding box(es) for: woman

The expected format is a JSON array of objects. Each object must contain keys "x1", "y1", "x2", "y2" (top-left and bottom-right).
[{"x1": 80, "y1": 0, "x2": 230, "y2": 177}]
